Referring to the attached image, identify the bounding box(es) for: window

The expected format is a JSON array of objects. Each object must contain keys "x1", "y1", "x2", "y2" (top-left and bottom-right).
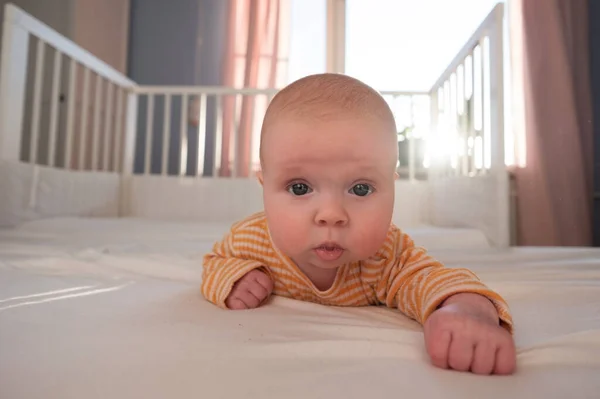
[
  {"x1": 345, "y1": 0, "x2": 504, "y2": 91},
  {"x1": 287, "y1": 0, "x2": 327, "y2": 83},
  {"x1": 285, "y1": 0, "x2": 518, "y2": 168}
]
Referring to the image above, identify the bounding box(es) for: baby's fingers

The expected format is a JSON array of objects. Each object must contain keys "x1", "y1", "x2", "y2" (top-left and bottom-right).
[
  {"x1": 494, "y1": 336, "x2": 517, "y2": 375},
  {"x1": 253, "y1": 270, "x2": 274, "y2": 294},
  {"x1": 225, "y1": 296, "x2": 248, "y2": 310},
  {"x1": 448, "y1": 335, "x2": 474, "y2": 372},
  {"x1": 426, "y1": 329, "x2": 451, "y2": 369},
  {"x1": 470, "y1": 342, "x2": 495, "y2": 375},
  {"x1": 235, "y1": 289, "x2": 262, "y2": 309},
  {"x1": 225, "y1": 284, "x2": 262, "y2": 309},
  {"x1": 246, "y1": 280, "x2": 270, "y2": 303}
]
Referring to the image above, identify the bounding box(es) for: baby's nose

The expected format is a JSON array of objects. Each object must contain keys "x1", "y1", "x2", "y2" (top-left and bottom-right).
[{"x1": 315, "y1": 203, "x2": 348, "y2": 227}]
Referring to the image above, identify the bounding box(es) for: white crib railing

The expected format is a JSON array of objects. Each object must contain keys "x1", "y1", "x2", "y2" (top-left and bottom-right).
[
  {"x1": 0, "y1": 2, "x2": 505, "y2": 183},
  {"x1": 0, "y1": 2, "x2": 511, "y2": 246},
  {"x1": 428, "y1": 3, "x2": 505, "y2": 177},
  {"x1": 425, "y1": 2, "x2": 510, "y2": 247},
  {"x1": 132, "y1": 86, "x2": 429, "y2": 180},
  {"x1": 0, "y1": 3, "x2": 137, "y2": 173},
  {"x1": 128, "y1": 5, "x2": 505, "y2": 181},
  {"x1": 132, "y1": 86, "x2": 278, "y2": 178}
]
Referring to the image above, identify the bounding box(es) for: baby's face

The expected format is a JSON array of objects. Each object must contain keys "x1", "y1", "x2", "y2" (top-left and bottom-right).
[{"x1": 260, "y1": 115, "x2": 397, "y2": 271}]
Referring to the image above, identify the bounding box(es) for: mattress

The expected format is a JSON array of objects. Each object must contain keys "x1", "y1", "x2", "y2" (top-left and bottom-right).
[
  {"x1": 0, "y1": 215, "x2": 493, "y2": 254},
  {"x1": 1, "y1": 217, "x2": 600, "y2": 398}
]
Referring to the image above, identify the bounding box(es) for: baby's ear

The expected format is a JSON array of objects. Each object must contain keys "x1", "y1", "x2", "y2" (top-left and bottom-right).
[{"x1": 256, "y1": 170, "x2": 264, "y2": 185}]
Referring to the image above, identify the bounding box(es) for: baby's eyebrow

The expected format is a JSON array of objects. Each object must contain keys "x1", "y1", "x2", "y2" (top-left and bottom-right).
[
  {"x1": 276, "y1": 165, "x2": 305, "y2": 175},
  {"x1": 266, "y1": 165, "x2": 306, "y2": 181},
  {"x1": 271, "y1": 164, "x2": 388, "y2": 181}
]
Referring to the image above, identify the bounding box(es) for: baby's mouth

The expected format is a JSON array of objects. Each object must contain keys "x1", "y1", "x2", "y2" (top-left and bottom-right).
[{"x1": 314, "y1": 242, "x2": 345, "y2": 261}]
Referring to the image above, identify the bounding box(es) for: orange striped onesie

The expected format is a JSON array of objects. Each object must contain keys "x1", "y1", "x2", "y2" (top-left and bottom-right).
[{"x1": 201, "y1": 212, "x2": 513, "y2": 329}]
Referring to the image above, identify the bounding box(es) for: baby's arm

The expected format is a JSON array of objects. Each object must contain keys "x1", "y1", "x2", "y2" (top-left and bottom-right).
[
  {"x1": 201, "y1": 230, "x2": 273, "y2": 309},
  {"x1": 378, "y1": 231, "x2": 515, "y2": 374},
  {"x1": 378, "y1": 231, "x2": 512, "y2": 329}
]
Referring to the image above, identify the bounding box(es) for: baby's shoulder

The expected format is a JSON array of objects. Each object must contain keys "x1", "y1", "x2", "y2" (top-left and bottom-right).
[
  {"x1": 225, "y1": 212, "x2": 275, "y2": 258},
  {"x1": 229, "y1": 211, "x2": 268, "y2": 233},
  {"x1": 357, "y1": 224, "x2": 417, "y2": 277},
  {"x1": 364, "y1": 223, "x2": 413, "y2": 261},
  {"x1": 381, "y1": 222, "x2": 406, "y2": 248}
]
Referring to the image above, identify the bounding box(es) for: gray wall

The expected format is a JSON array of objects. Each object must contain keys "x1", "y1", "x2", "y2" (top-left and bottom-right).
[
  {"x1": 0, "y1": 0, "x2": 74, "y2": 38},
  {"x1": 128, "y1": 0, "x2": 228, "y2": 176}
]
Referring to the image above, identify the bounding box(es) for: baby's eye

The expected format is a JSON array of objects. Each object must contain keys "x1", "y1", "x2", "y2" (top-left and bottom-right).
[
  {"x1": 288, "y1": 183, "x2": 312, "y2": 196},
  {"x1": 350, "y1": 183, "x2": 373, "y2": 197}
]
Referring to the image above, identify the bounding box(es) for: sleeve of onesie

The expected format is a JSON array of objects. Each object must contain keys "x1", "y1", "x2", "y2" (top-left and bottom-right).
[
  {"x1": 201, "y1": 227, "x2": 272, "y2": 309},
  {"x1": 375, "y1": 229, "x2": 513, "y2": 333}
]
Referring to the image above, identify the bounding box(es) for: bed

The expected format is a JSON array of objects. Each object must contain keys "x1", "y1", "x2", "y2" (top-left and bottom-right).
[
  {"x1": 1, "y1": 3, "x2": 600, "y2": 399},
  {"x1": 1, "y1": 219, "x2": 600, "y2": 398}
]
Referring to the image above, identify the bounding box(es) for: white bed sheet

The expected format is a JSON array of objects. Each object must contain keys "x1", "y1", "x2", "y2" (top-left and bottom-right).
[{"x1": 1, "y1": 217, "x2": 600, "y2": 398}]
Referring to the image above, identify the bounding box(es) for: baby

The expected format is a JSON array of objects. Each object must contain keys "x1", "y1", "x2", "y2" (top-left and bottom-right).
[{"x1": 201, "y1": 73, "x2": 516, "y2": 375}]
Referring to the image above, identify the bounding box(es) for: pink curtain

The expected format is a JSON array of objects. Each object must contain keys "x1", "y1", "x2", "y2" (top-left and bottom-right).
[
  {"x1": 512, "y1": 0, "x2": 594, "y2": 246},
  {"x1": 219, "y1": 0, "x2": 288, "y2": 177}
]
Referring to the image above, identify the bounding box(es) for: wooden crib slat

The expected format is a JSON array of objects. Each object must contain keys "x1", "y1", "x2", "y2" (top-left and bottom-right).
[
  {"x1": 103, "y1": 81, "x2": 113, "y2": 171},
  {"x1": 428, "y1": 89, "x2": 439, "y2": 176},
  {"x1": 443, "y1": 79, "x2": 451, "y2": 177},
  {"x1": 230, "y1": 94, "x2": 238, "y2": 178},
  {"x1": 457, "y1": 64, "x2": 464, "y2": 116},
  {"x1": 0, "y1": 9, "x2": 29, "y2": 162},
  {"x1": 477, "y1": 38, "x2": 486, "y2": 174},
  {"x1": 64, "y1": 59, "x2": 77, "y2": 170},
  {"x1": 79, "y1": 67, "x2": 90, "y2": 170},
  {"x1": 408, "y1": 95, "x2": 416, "y2": 181},
  {"x1": 482, "y1": 36, "x2": 492, "y2": 172},
  {"x1": 114, "y1": 88, "x2": 124, "y2": 172},
  {"x1": 196, "y1": 94, "x2": 207, "y2": 177},
  {"x1": 179, "y1": 94, "x2": 188, "y2": 176},
  {"x1": 479, "y1": 38, "x2": 486, "y2": 173},
  {"x1": 472, "y1": 44, "x2": 482, "y2": 172},
  {"x1": 161, "y1": 94, "x2": 171, "y2": 175},
  {"x1": 459, "y1": 63, "x2": 469, "y2": 176},
  {"x1": 48, "y1": 49, "x2": 62, "y2": 167},
  {"x1": 123, "y1": 92, "x2": 139, "y2": 176},
  {"x1": 91, "y1": 74, "x2": 103, "y2": 171},
  {"x1": 469, "y1": 51, "x2": 476, "y2": 175},
  {"x1": 212, "y1": 95, "x2": 222, "y2": 177},
  {"x1": 246, "y1": 94, "x2": 261, "y2": 176},
  {"x1": 29, "y1": 39, "x2": 45, "y2": 165},
  {"x1": 145, "y1": 94, "x2": 154, "y2": 174},
  {"x1": 451, "y1": 72, "x2": 460, "y2": 177}
]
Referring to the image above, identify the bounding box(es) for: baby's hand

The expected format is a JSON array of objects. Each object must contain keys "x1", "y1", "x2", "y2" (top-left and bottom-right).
[
  {"x1": 225, "y1": 269, "x2": 273, "y2": 310},
  {"x1": 423, "y1": 293, "x2": 516, "y2": 375}
]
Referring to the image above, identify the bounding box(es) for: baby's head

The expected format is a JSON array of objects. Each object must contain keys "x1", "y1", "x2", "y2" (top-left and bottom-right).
[{"x1": 258, "y1": 73, "x2": 398, "y2": 271}]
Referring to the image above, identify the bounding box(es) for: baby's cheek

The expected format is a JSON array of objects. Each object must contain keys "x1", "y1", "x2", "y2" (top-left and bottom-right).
[
  {"x1": 355, "y1": 227, "x2": 389, "y2": 257},
  {"x1": 266, "y1": 207, "x2": 308, "y2": 253},
  {"x1": 350, "y1": 214, "x2": 392, "y2": 256}
]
